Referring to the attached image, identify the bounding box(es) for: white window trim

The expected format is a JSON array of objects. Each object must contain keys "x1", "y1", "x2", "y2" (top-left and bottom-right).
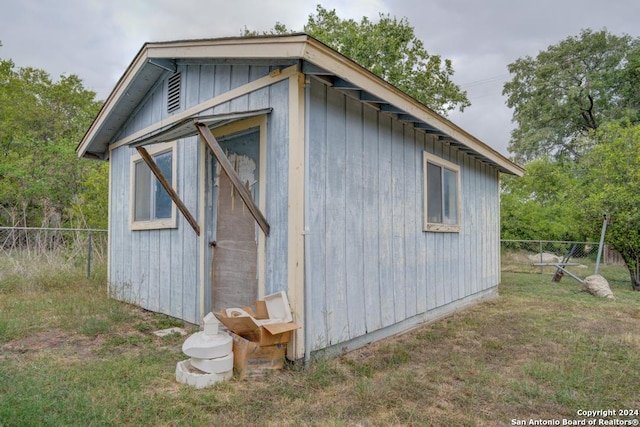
[
  {"x1": 423, "y1": 152, "x2": 462, "y2": 233},
  {"x1": 129, "y1": 141, "x2": 178, "y2": 231}
]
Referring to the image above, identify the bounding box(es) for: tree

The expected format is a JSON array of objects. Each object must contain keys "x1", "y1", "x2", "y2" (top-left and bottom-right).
[
  {"x1": 0, "y1": 59, "x2": 105, "y2": 227},
  {"x1": 578, "y1": 121, "x2": 640, "y2": 290},
  {"x1": 500, "y1": 157, "x2": 582, "y2": 241},
  {"x1": 244, "y1": 5, "x2": 470, "y2": 115},
  {"x1": 503, "y1": 29, "x2": 640, "y2": 162},
  {"x1": 501, "y1": 28, "x2": 640, "y2": 290}
]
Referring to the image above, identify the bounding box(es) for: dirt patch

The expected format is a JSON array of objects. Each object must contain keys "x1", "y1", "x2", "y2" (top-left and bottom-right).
[{"x1": 1, "y1": 328, "x2": 102, "y2": 359}]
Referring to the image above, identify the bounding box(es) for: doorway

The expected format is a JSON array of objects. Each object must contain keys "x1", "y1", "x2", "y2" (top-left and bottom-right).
[{"x1": 211, "y1": 128, "x2": 261, "y2": 312}]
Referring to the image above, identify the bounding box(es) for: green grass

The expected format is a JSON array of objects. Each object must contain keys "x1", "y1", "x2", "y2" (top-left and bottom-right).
[{"x1": 2, "y1": 259, "x2": 640, "y2": 426}]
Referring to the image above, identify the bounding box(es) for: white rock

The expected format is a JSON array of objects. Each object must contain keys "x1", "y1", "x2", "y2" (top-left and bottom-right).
[
  {"x1": 581, "y1": 274, "x2": 615, "y2": 299},
  {"x1": 175, "y1": 359, "x2": 232, "y2": 389},
  {"x1": 190, "y1": 352, "x2": 234, "y2": 374},
  {"x1": 528, "y1": 252, "x2": 562, "y2": 263},
  {"x1": 182, "y1": 331, "x2": 232, "y2": 359}
]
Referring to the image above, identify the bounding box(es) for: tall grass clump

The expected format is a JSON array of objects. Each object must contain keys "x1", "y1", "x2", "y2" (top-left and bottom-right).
[{"x1": 0, "y1": 246, "x2": 115, "y2": 343}]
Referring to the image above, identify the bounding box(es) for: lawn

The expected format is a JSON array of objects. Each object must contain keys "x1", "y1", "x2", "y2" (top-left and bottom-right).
[{"x1": 1, "y1": 259, "x2": 640, "y2": 426}]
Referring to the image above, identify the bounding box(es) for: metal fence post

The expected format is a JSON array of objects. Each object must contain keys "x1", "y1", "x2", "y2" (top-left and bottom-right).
[
  {"x1": 594, "y1": 215, "x2": 608, "y2": 275},
  {"x1": 539, "y1": 241, "x2": 543, "y2": 274},
  {"x1": 87, "y1": 230, "x2": 93, "y2": 279}
]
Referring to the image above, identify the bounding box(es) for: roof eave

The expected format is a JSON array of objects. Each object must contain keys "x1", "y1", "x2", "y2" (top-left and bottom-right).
[
  {"x1": 300, "y1": 37, "x2": 524, "y2": 176},
  {"x1": 77, "y1": 34, "x2": 523, "y2": 176},
  {"x1": 76, "y1": 35, "x2": 312, "y2": 159}
]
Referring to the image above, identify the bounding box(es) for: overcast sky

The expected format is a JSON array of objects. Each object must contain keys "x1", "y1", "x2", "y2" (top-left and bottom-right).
[{"x1": 1, "y1": 0, "x2": 638, "y2": 156}]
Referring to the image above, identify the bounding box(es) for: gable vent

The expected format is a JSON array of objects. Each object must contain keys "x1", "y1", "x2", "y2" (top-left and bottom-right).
[{"x1": 167, "y1": 72, "x2": 182, "y2": 113}]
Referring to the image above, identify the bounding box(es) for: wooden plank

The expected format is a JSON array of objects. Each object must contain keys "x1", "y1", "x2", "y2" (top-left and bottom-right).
[
  {"x1": 185, "y1": 64, "x2": 201, "y2": 111},
  {"x1": 148, "y1": 230, "x2": 160, "y2": 311},
  {"x1": 403, "y1": 125, "x2": 417, "y2": 319},
  {"x1": 325, "y1": 86, "x2": 349, "y2": 343},
  {"x1": 230, "y1": 65, "x2": 250, "y2": 111},
  {"x1": 433, "y1": 140, "x2": 446, "y2": 307},
  {"x1": 463, "y1": 153, "x2": 472, "y2": 298},
  {"x1": 424, "y1": 138, "x2": 437, "y2": 310},
  {"x1": 135, "y1": 146, "x2": 201, "y2": 236},
  {"x1": 307, "y1": 79, "x2": 328, "y2": 351},
  {"x1": 287, "y1": 72, "x2": 306, "y2": 359},
  {"x1": 362, "y1": 104, "x2": 382, "y2": 332},
  {"x1": 110, "y1": 147, "x2": 127, "y2": 299},
  {"x1": 345, "y1": 96, "x2": 366, "y2": 339},
  {"x1": 391, "y1": 119, "x2": 406, "y2": 320},
  {"x1": 378, "y1": 114, "x2": 395, "y2": 326},
  {"x1": 415, "y1": 132, "x2": 428, "y2": 314},
  {"x1": 184, "y1": 67, "x2": 204, "y2": 321},
  {"x1": 248, "y1": 66, "x2": 270, "y2": 110},
  {"x1": 264, "y1": 80, "x2": 288, "y2": 294},
  {"x1": 181, "y1": 138, "x2": 200, "y2": 323},
  {"x1": 472, "y1": 160, "x2": 482, "y2": 294},
  {"x1": 445, "y1": 146, "x2": 459, "y2": 303},
  {"x1": 169, "y1": 141, "x2": 185, "y2": 320},
  {"x1": 196, "y1": 122, "x2": 270, "y2": 236},
  {"x1": 198, "y1": 64, "x2": 215, "y2": 106},
  {"x1": 481, "y1": 163, "x2": 489, "y2": 290},
  {"x1": 213, "y1": 65, "x2": 231, "y2": 114}
]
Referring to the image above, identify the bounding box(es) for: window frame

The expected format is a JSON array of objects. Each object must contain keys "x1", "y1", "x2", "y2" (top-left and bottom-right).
[
  {"x1": 129, "y1": 141, "x2": 178, "y2": 231},
  {"x1": 423, "y1": 152, "x2": 462, "y2": 233}
]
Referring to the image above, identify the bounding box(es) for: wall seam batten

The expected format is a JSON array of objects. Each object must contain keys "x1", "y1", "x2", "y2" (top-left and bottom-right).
[{"x1": 287, "y1": 71, "x2": 306, "y2": 360}]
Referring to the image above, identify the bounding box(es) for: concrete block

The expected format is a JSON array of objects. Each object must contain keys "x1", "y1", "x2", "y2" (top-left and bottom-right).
[{"x1": 175, "y1": 360, "x2": 232, "y2": 389}]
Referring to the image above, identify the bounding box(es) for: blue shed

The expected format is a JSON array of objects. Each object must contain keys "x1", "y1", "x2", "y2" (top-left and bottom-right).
[{"x1": 77, "y1": 34, "x2": 523, "y2": 360}]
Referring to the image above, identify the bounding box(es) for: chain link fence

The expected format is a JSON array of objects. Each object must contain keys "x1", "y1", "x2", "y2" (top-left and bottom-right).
[
  {"x1": 0, "y1": 227, "x2": 107, "y2": 279},
  {"x1": 501, "y1": 239, "x2": 626, "y2": 276}
]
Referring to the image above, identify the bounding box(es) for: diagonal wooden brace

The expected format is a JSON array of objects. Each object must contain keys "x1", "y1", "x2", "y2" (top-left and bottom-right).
[
  {"x1": 136, "y1": 146, "x2": 201, "y2": 236},
  {"x1": 195, "y1": 122, "x2": 270, "y2": 236}
]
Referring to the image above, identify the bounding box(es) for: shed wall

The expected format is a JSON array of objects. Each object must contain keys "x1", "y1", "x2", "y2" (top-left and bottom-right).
[
  {"x1": 108, "y1": 63, "x2": 290, "y2": 324},
  {"x1": 109, "y1": 138, "x2": 200, "y2": 323},
  {"x1": 306, "y1": 79, "x2": 500, "y2": 351}
]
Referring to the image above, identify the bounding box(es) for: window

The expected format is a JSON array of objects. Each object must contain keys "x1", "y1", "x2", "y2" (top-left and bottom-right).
[
  {"x1": 130, "y1": 142, "x2": 177, "y2": 230},
  {"x1": 423, "y1": 152, "x2": 461, "y2": 232}
]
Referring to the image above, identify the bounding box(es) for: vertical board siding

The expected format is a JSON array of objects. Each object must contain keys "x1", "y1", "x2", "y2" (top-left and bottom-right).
[
  {"x1": 324, "y1": 86, "x2": 348, "y2": 344},
  {"x1": 107, "y1": 61, "x2": 503, "y2": 347},
  {"x1": 308, "y1": 80, "x2": 328, "y2": 348},
  {"x1": 377, "y1": 114, "x2": 395, "y2": 327},
  {"x1": 263, "y1": 79, "x2": 289, "y2": 296},
  {"x1": 403, "y1": 126, "x2": 418, "y2": 319},
  {"x1": 345, "y1": 97, "x2": 367, "y2": 339},
  {"x1": 424, "y1": 136, "x2": 437, "y2": 311},
  {"x1": 391, "y1": 120, "x2": 406, "y2": 322},
  {"x1": 181, "y1": 137, "x2": 200, "y2": 322},
  {"x1": 108, "y1": 63, "x2": 282, "y2": 324},
  {"x1": 307, "y1": 79, "x2": 502, "y2": 351},
  {"x1": 109, "y1": 142, "x2": 200, "y2": 323},
  {"x1": 362, "y1": 105, "x2": 382, "y2": 332},
  {"x1": 119, "y1": 64, "x2": 272, "y2": 139},
  {"x1": 415, "y1": 132, "x2": 428, "y2": 314}
]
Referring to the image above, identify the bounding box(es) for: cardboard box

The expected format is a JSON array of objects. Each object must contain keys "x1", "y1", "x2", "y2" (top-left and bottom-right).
[
  {"x1": 231, "y1": 333, "x2": 287, "y2": 379},
  {"x1": 214, "y1": 292, "x2": 300, "y2": 347},
  {"x1": 216, "y1": 313, "x2": 298, "y2": 346}
]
